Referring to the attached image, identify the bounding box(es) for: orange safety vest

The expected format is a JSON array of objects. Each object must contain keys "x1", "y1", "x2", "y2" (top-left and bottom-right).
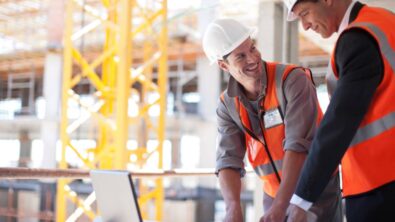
[
  {"x1": 221, "y1": 62, "x2": 322, "y2": 197},
  {"x1": 327, "y1": 6, "x2": 395, "y2": 197}
]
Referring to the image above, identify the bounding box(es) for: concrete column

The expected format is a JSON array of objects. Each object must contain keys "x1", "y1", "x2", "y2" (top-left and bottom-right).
[
  {"x1": 196, "y1": 0, "x2": 220, "y2": 178},
  {"x1": 39, "y1": 182, "x2": 56, "y2": 219},
  {"x1": 257, "y1": 1, "x2": 283, "y2": 62},
  {"x1": 170, "y1": 136, "x2": 182, "y2": 186},
  {"x1": 47, "y1": 0, "x2": 65, "y2": 51},
  {"x1": 40, "y1": 0, "x2": 64, "y2": 169},
  {"x1": 195, "y1": 3, "x2": 220, "y2": 218},
  {"x1": 40, "y1": 54, "x2": 62, "y2": 169},
  {"x1": 196, "y1": 56, "x2": 219, "y2": 187},
  {"x1": 196, "y1": 56, "x2": 219, "y2": 191},
  {"x1": 254, "y1": 178, "x2": 264, "y2": 221},
  {"x1": 257, "y1": 2, "x2": 298, "y2": 64},
  {"x1": 197, "y1": 58, "x2": 220, "y2": 121},
  {"x1": 196, "y1": 121, "x2": 217, "y2": 187},
  {"x1": 285, "y1": 20, "x2": 299, "y2": 64},
  {"x1": 195, "y1": 120, "x2": 217, "y2": 222},
  {"x1": 198, "y1": 0, "x2": 220, "y2": 121},
  {"x1": 19, "y1": 130, "x2": 32, "y2": 167},
  {"x1": 18, "y1": 190, "x2": 40, "y2": 222},
  {"x1": 163, "y1": 200, "x2": 196, "y2": 222},
  {"x1": 171, "y1": 137, "x2": 181, "y2": 169}
]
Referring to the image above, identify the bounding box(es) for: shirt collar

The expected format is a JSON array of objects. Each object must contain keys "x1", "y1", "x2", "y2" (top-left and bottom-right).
[
  {"x1": 338, "y1": 0, "x2": 357, "y2": 33},
  {"x1": 227, "y1": 61, "x2": 267, "y2": 99}
]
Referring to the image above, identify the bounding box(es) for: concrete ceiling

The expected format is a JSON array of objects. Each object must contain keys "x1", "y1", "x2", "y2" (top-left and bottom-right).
[{"x1": 0, "y1": 0, "x2": 392, "y2": 69}]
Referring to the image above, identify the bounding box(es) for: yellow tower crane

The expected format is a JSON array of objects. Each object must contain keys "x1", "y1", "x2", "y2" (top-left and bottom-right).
[{"x1": 57, "y1": 0, "x2": 167, "y2": 221}]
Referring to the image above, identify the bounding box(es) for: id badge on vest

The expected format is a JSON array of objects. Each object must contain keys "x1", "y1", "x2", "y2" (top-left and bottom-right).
[{"x1": 263, "y1": 108, "x2": 283, "y2": 129}]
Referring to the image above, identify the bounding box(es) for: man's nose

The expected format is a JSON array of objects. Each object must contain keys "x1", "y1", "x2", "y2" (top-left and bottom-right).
[
  {"x1": 302, "y1": 20, "x2": 311, "y2": 31},
  {"x1": 246, "y1": 53, "x2": 256, "y2": 63}
]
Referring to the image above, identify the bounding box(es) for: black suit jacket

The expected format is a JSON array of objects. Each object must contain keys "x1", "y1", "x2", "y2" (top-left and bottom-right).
[{"x1": 295, "y1": 1, "x2": 384, "y2": 202}]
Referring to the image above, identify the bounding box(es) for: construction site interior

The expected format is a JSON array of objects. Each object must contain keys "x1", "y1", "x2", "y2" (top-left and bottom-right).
[{"x1": 0, "y1": 0, "x2": 393, "y2": 221}]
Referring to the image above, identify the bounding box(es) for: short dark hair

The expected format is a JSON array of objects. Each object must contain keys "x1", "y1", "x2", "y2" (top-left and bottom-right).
[{"x1": 222, "y1": 52, "x2": 231, "y2": 61}]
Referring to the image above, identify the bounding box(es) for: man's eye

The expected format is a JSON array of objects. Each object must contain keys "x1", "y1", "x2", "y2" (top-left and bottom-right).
[
  {"x1": 236, "y1": 55, "x2": 244, "y2": 60},
  {"x1": 301, "y1": 11, "x2": 309, "y2": 17}
]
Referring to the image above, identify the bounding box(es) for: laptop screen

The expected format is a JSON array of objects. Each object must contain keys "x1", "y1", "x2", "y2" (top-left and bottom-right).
[{"x1": 90, "y1": 170, "x2": 143, "y2": 222}]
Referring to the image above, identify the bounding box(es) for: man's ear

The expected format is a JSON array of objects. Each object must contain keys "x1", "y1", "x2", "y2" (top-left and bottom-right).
[{"x1": 218, "y1": 60, "x2": 229, "y2": 73}]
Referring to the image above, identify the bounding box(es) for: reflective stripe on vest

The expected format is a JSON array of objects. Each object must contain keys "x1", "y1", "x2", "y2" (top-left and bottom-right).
[
  {"x1": 350, "y1": 111, "x2": 395, "y2": 146},
  {"x1": 254, "y1": 159, "x2": 283, "y2": 176},
  {"x1": 350, "y1": 22, "x2": 395, "y2": 71}
]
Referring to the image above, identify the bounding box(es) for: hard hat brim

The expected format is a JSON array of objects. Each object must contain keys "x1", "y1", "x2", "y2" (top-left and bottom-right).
[
  {"x1": 287, "y1": 11, "x2": 298, "y2": 21},
  {"x1": 285, "y1": 0, "x2": 298, "y2": 21}
]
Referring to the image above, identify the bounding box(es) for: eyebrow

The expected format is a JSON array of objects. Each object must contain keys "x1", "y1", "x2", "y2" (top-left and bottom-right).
[
  {"x1": 298, "y1": 9, "x2": 308, "y2": 17},
  {"x1": 234, "y1": 52, "x2": 243, "y2": 58}
]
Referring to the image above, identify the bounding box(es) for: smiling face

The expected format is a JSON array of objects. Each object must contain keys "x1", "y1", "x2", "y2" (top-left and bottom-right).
[
  {"x1": 218, "y1": 38, "x2": 263, "y2": 84},
  {"x1": 293, "y1": 0, "x2": 338, "y2": 38}
]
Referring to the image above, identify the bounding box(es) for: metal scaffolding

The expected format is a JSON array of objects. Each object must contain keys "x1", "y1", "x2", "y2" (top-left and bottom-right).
[{"x1": 57, "y1": 0, "x2": 168, "y2": 221}]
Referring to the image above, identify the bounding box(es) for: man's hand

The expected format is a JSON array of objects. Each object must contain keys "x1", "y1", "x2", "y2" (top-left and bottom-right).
[
  {"x1": 259, "y1": 205, "x2": 287, "y2": 222},
  {"x1": 286, "y1": 204, "x2": 306, "y2": 222},
  {"x1": 260, "y1": 151, "x2": 306, "y2": 221},
  {"x1": 224, "y1": 203, "x2": 243, "y2": 222}
]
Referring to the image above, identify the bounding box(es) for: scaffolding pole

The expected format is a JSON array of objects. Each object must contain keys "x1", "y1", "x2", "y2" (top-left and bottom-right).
[{"x1": 57, "y1": 0, "x2": 168, "y2": 221}]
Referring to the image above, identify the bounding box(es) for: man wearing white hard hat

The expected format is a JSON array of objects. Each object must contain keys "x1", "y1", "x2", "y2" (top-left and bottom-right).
[
  {"x1": 284, "y1": 0, "x2": 395, "y2": 222},
  {"x1": 202, "y1": 18, "x2": 342, "y2": 222}
]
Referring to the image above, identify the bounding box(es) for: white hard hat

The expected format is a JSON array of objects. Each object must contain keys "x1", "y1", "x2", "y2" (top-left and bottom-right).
[
  {"x1": 283, "y1": 0, "x2": 298, "y2": 21},
  {"x1": 202, "y1": 18, "x2": 255, "y2": 64}
]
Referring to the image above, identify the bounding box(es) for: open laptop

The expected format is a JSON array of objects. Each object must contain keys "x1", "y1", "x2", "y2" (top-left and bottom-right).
[{"x1": 90, "y1": 170, "x2": 143, "y2": 222}]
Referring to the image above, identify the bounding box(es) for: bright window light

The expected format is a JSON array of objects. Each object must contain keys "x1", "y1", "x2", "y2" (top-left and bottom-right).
[
  {"x1": 0, "y1": 140, "x2": 20, "y2": 167},
  {"x1": 180, "y1": 135, "x2": 200, "y2": 168}
]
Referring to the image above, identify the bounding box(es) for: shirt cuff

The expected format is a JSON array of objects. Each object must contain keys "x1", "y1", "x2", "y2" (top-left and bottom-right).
[
  {"x1": 215, "y1": 167, "x2": 246, "y2": 177},
  {"x1": 283, "y1": 138, "x2": 311, "y2": 153},
  {"x1": 290, "y1": 194, "x2": 313, "y2": 211}
]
